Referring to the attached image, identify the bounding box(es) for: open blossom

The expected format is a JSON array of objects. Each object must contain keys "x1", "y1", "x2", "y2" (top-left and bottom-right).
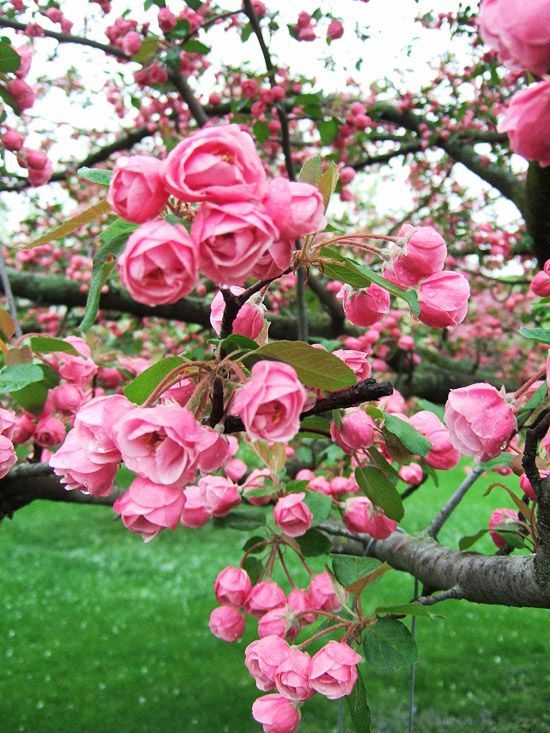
[
  {"x1": 52, "y1": 336, "x2": 98, "y2": 384},
  {"x1": 273, "y1": 492, "x2": 313, "y2": 537},
  {"x1": 118, "y1": 220, "x2": 197, "y2": 305},
  {"x1": 332, "y1": 349, "x2": 371, "y2": 381},
  {"x1": 264, "y1": 177, "x2": 326, "y2": 240},
  {"x1": 309, "y1": 641, "x2": 362, "y2": 699},
  {"x1": 489, "y1": 508, "x2": 520, "y2": 548},
  {"x1": 0, "y1": 435, "x2": 17, "y2": 479},
  {"x1": 384, "y1": 224, "x2": 447, "y2": 287},
  {"x1": 245, "y1": 636, "x2": 291, "y2": 691},
  {"x1": 209, "y1": 605, "x2": 246, "y2": 642},
  {"x1": 113, "y1": 405, "x2": 218, "y2": 486},
  {"x1": 409, "y1": 410, "x2": 460, "y2": 470},
  {"x1": 418, "y1": 271, "x2": 470, "y2": 328},
  {"x1": 258, "y1": 605, "x2": 300, "y2": 640},
  {"x1": 252, "y1": 695, "x2": 301, "y2": 733},
  {"x1": 200, "y1": 475, "x2": 241, "y2": 517},
  {"x1": 444, "y1": 383, "x2": 516, "y2": 462},
  {"x1": 50, "y1": 427, "x2": 119, "y2": 496},
  {"x1": 113, "y1": 477, "x2": 185, "y2": 542},
  {"x1": 338, "y1": 283, "x2": 390, "y2": 327},
  {"x1": 498, "y1": 82, "x2": 550, "y2": 168},
  {"x1": 75, "y1": 394, "x2": 134, "y2": 459},
  {"x1": 210, "y1": 288, "x2": 265, "y2": 340},
  {"x1": 231, "y1": 361, "x2": 307, "y2": 443},
  {"x1": 107, "y1": 155, "x2": 169, "y2": 223},
  {"x1": 478, "y1": 0, "x2": 550, "y2": 75},
  {"x1": 163, "y1": 124, "x2": 267, "y2": 203},
  {"x1": 192, "y1": 200, "x2": 277, "y2": 286},
  {"x1": 274, "y1": 648, "x2": 314, "y2": 701}
]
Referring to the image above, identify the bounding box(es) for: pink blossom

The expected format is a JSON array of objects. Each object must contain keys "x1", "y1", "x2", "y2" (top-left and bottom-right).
[
  {"x1": 34, "y1": 416, "x2": 66, "y2": 448},
  {"x1": 478, "y1": 0, "x2": 550, "y2": 75},
  {"x1": 15, "y1": 45, "x2": 33, "y2": 78},
  {"x1": 245, "y1": 636, "x2": 291, "y2": 691},
  {"x1": 309, "y1": 572, "x2": 343, "y2": 612},
  {"x1": 107, "y1": 155, "x2": 169, "y2": 223},
  {"x1": 410, "y1": 410, "x2": 460, "y2": 469},
  {"x1": 113, "y1": 405, "x2": 217, "y2": 485},
  {"x1": 50, "y1": 383, "x2": 86, "y2": 414},
  {"x1": 6, "y1": 79, "x2": 35, "y2": 110},
  {"x1": 200, "y1": 475, "x2": 241, "y2": 517},
  {"x1": 327, "y1": 19, "x2": 344, "y2": 41},
  {"x1": 0, "y1": 435, "x2": 17, "y2": 479},
  {"x1": 258, "y1": 606, "x2": 298, "y2": 640},
  {"x1": 251, "y1": 238, "x2": 293, "y2": 281},
  {"x1": 398, "y1": 462, "x2": 423, "y2": 485},
  {"x1": 247, "y1": 581, "x2": 287, "y2": 617},
  {"x1": 163, "y1": 124, "x2": 267, "y2": 203},
  {"x1": 384, "y1": 224, "x2": 447, "y2": 287},
  {"x1": 242, "y1": 468, "x2": 277, "y2": 505},
  {"x1": 332, "y1": 349, "x2": 371, "y2": 381},
  {"x1": 531, "y1": 269, "x2": 550, "y2": 297},
  {"x1": 264, "y1": 177, "x2": 326, "y2": 240},
  {"x1": 209, "y1": 605, "x2": 246, "y2": 642},
  {"x1": 75, "y1": 394, "x2": 134, "y2": 460},
  {"x1": 489, "y1": 508, "x2": 520, "y2": 548},
  {"x1": 444, "y1": 383, "x2": 516, "y2": 462},
  {"x1": 309, "y1": 641, "x2": 362, "y2": 699},
  {"x1": 273, "y1": 492, "x2": 313, "y2": 537},
  {"x1": 122, "y1": 31, "x2": 142, "y2": 55},
  {"x1": 343, "y1": 496, "x2": 374, "y2": 534},
  {"x1": 214, "y1": 566, "x2": 252, "y2": 607},
  {"x1": 2, "y1": 129, "x2": 24, "y2": 151},
  {"x1": 418, "y1": 271, "x2": 470, "y2": 328},
  {"x1": 330, "y1": 409, "x2": 375, "y2": 454},
  {"x1": 252, "y1": 694, "x2": 301, "y2": 733},
  {"x1": 181, "y1": 484, "x2": 211, "y2": 528},
  {"x1": 210, "y1": 288, "x2": 265, "y2": 340},
  {"x1": 113, "y1": 477, "x2": 185, "y2": 542},
  {"x1": 498, "y1": 82, "x2": 550, "y2": 167},
  {"x1": 192, "y1": 200, "x2": 278, "y2": 286},
  {"x1": 338, "y1": 283, "x2": 390, "y2": 327},
  {"x1": 118, "y1": 220, "x2": 197, "y2": 305},
  {"x1": 231, "y1": 361, "x2": 307, "y2": 443},
  {"x1": 274, "y1": 648, "x2": 314, "y2": 701}
]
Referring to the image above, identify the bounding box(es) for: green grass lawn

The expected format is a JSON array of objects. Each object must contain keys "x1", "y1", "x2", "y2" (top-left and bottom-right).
[{"x1": 1, "y1": 463, "x2": 549, "y2": 733}]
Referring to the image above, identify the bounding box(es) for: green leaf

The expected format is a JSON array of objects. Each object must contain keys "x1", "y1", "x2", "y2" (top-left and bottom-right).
[
  {"x1": 184, "y1": 0, "x2": 203, "y2": 9},
  {"x1": 519, "y1": 327, "x2": 550, "y2": 344},
  {"x1": 219, "y1": 334, "x2": 258, "y2": 355},
  {"x1": 214, "y1": 505, "x2": 267, "y2": 531},
  {"x1": 297, "y1": 529, "x2": 332, "y2": 557},
  {"x1": 318, "y1": 118, "x2": 340, "y2": 145},
  {"x1": 253, "y1": 120, "x2": 270, "y2": 143},
  {"x1": 332, "y1": 555, "x2": 382, "y2": 587},
  {"x1": 363, "y1": 618, "x2": 418, "y2": 672},
  {"x1": 458, "y1": 529, "x2": 488, "y2": 551},
  {"x1": 10, "y1": 380, "x2": 49, "y2": 415},
  {"x1": 124, "y1": 356, "x2": 185, "y2": 404},
  {"x1": 0, "y1": 83, "x2": 18, "y2": 114},
  {"x1": 29, "y1": 336, "x2": 79, "y2": 356},
  {"x1": 24, "y1": 200, "x2": 112, "y2": 249},
  {"x1": 285, "y1": 479, "x2": 310, "y2": 492},
  {"x1": 479, "y1": 453, "x2": 512, "y2": 470},
  {"x1": 415, "y1": 398, "x2": 445, "y2": 421},
  {"x1": 304, "y1": 491, "x2": 333, "y2": 526},
  {"x1": 367, "y1": 446, "x2": 400, "y2": 485},
  {"x1": 383, "y1": 413, "x2": 432, "y2": 457},
  {"x1": 355, "y1": 466, "x2": 404, "y2": 522},
  {"x1": 80, "y1": 218, "x2": 138, "y2": 332},
  {"x1": 523, "y1": 383, "x2": 548, "y2": 411},
  {"x1": 0, "y1": 40, "x2": 21, "y2": 73},
  {"x1": 131, "y1": 36, "x2": 159, "y2": 64},
  {"x1": 77, "y1": 167, "x2": 112, "y2": 187},
  {"x1": 116, "y1": 465, "x2": 137, "y2": 490},
  {"x1": 295, "y1": 93, "x2": 322, "y2": 107},
  {"x1": 0, "y1": 363, "x2": 44, "y2": 392},
  {"x1": 298, "y1": 156, "x2": 322, "y2": 186},
  {"x1": 242, "y1": 536, "x2": 266, "y2": 553},
  {"x1": 241, "y1": 22, "x2": 253, "y2": 42},
  {"x1": 183, "y1": 39, "x2": 210, "y2": 55},
  {"x1": 299, "y1": 415, "x2": 331, "y2": 437},
  {"x1": 374, "y1": 603, "x2": 438, "y2": 618},
  {"x1": 316, "y1": 161, "x2": 339, "y2": 210},
  {"x1": 253, "y1": 341, "x2": 356, "y2": 391},
  {"x1": 346, "y1": 669, "x2": 371, "y2": 733},
  {"x1": 242, "y1": 556, "x2": 263, "y2": 584}
]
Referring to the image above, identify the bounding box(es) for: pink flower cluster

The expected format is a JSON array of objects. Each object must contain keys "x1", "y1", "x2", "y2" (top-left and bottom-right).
[{"x1": 108, "y1": 125, "x2": 327, "y2": 305}]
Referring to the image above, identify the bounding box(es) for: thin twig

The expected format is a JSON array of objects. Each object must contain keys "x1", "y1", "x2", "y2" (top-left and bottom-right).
[{"x1": 427, "y1": 466, "x2": 484, "y2": 540}]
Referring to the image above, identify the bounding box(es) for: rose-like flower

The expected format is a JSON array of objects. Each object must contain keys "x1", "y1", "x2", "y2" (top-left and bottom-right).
[
  {"x1": 208, "y1": 605, "x2": 246, "y2": 643},
  {"x1": 384, "y1": 224, "x2": 447, "y2": 287},
  {"x1": 113, "y1": 405, "x2": 217, "y2": 485},
  {"x1": 398, "y1": 462, "x2": 423, "y2": 486},
  {"x1": 214, "y1": 566, "x2": 252, "y2": 607},
  {"x1": 343, "y1": 496, "x2": 373, "y2": 534},
  {"x1": 50, "y1": 383, "x2": 87, "y2": 414},
  {"x1": 274, "y1": 648, "x2": 314, "y2": 701},
  {"x1": 163, "y1": 124, "x2": 267, "y2": 203},
  {"x1": 200, "y1": 475, "x2": 241, "y2": 517},
  {"x1": 309, "y1": 572, "x2": 342, "y2": 612},
  {"x1": 34, "y1": 416, "x2": 66, "y2": 448},
  {"x1": 118, "y1": 220, "x2": 197, "y2": 305},
  {"x1": 367, "y1": 510, "x2": 398, "y2": 540},
  {"x1": 210, "y1": 287, "x2": 265, "y2": 340},
  {"x1": 478, "y1": 0, "x2": 550, "y2": 75},
  {"x1": 245, "y1": 636, "x2": 291, "y2": 691},
  {"x1": 264, "y1": 176, "x2": 326, "y2": 240},
  {"x1": 15, "y1": 45, "x2": 33, "y2": 79},
  {"x1": 231, "y1": 361, "x2": 307, "y2": 443},
  {"x1": 113, "y1": 477, "x2": 185, "y2": 542},
  {"x1": 498, "y1": 81, "x2": 550, "y2": 168},
  {"x1": 489, "y1": 508, "x2": 520, "y2": 549},
  {"x1": 107, "y1": 155, "x2": 169, "y2": 223},
  {"x1": 273, "y1": 492, "x2": 313, "y2": 537},
  {"x1": 258, "y1": 606, "x2": 299, "y2": 640},
  {"x1": 338, "y1": 283, "x2": 390, "y2": 327},
  {"x1": 287, "y1": 588, "x2": 317, "y2": 625},
  {"x1": 409, "y1": 410, "x2": 460, "y2": 470},
  {"x1": 75, "y1": 394, "x2": 134, "y2": 460},
  {"x1": 51, "y1": 336, "x2": 98, "y2": 385},
  {"x1": 531, "y1": 268, "x2": 550, "y2": 297},
  {"x1": 242, "y1": 468, "x2": 277, "y2": 506},
  {"x1": 330, "y1": 408, "x2": 375, "y2": 455},
  {"x1": 246, "y1": 581, "x2": 287, "y2": 618},
  {"x1": 418, "y1": 271, "x2": 470, "y2": 328},
  {"x1": 0, "y1": 435, "x2": 17, "y2": 479},
  {"x1": 444, "y1": 383, "x2": 516, "y2": 462},
  {"x1": 332, "y1": 349, "x2": 372, "y2": 381},
  {"x1": 309, "y1": 641, "x2": 362, "y2": 699},
  {"x1": 327, "y1": 19, "x2": 344, "y2": 40},
  {"x1": 197, "y1": 429, "x2": 231, "y2": 474},
  {"x1": 519, "y1": 470, "x2": 550, "y2": 501},
  {"x1": 251, "y1": 238, "x2": 293, "y2": 281},
  {"x1": 192, "y1": 200, "x2": 278, "y2": 286},
  {"x1": 252, "y1": 694, "x2": 301, "y2": 733},
  {"x1": 181, "y1": 484, "x2": 211, "y2": 528},
  {"x1": 6, "y1": 79, "x2": 35, "y2": 111},
  {"x1": 2, "y1": 129, "x2": 24, "y2": 152}
]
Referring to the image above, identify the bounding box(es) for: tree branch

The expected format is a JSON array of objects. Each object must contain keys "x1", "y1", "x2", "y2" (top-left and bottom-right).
[{"x1": 427, "y1": 466, "x2": 484, "y2": 540}]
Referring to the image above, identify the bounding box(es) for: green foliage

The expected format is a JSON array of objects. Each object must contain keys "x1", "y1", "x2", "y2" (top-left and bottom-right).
[
  {"x1": 332, "y1": 554, "x2": 382, "y2": 587},
  {"x1": 124, "y1": 356, "x2": 185, "y2": 404},
  {"x1": 214, "y1": 506, "x2": 268, "y2": 531},
  {"x1": 0, "y1": 39, "x2": 21, "y2": 73},
  {"x1": 77, "y1": 167, "x2": 113, "y2": 187},
  {"x1": 347, "y1": 669, "x2": 371, "y2": 733},
  {"x1": 383, "y1": 413, "x2": 432, "y2": 457},
  {"x1": 363, "y1": 618, "x2": 418, "y2": 672},
  {"x1": 355, "y1": 465, "x2": 404, "y2": 521},
  {"x1": 303, "y1": 490, "x2": 333, "y2": 526},
  {"x1": 29, "y1": 336, "x2": 78, "y2": 356}
]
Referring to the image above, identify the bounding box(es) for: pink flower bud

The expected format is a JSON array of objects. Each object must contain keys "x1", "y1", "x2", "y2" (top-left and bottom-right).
[
  {"x1": 34, "y1": 416, "x2": 66, "y2": 448},
  {"x1": 6, "y1": 79, "x2": 35, "y2": 110},
  {"x1": 330, "y1": 409, "x2": 375, "y2": 454},
  {"x1": 398, "y1": 462, "x2": 423, "y2": 485},
  {"x1": 247, "y1": 581, "x2": 287, "y2": 617},
  {"x1": 309, "y1": 641, "x2": 362, "y2": 699},
  {"x1": 338, "y1": 283, "x2": 390, "y2": 327},
  {"x1": 0, "y1": 435, "x2": 17, "y2": 479},
  {"x1": 309, "y1": 572, "x2": 342, "y2": 612},
  {"x1": 214, "y1": 566, "x2": 252, "y2": 607},
  {"x1": 210, "y1": 288, "x2": 265, "y2": 340},
  {"x1": 252, "y1": 694, "x2": 301, "y2": 733},
  {"x1": 418, "y1": 271, "x2": 470, "y2": 328},
  {"x1": 200, "y1": 475, "x2": 241, "y2": 517},
  {"x1": 274, "y1": 648, "x2": 314, "y2": 700},
  {"x1": 444, "y1": 383, "x2": 516, "y2": 462},
  {"x1": 245, "y1": 635, "x2": 291, "y2": 690},
  {"x1": 2, "y1": 129, "x2": 24, "y2": 151},
  {"x1": 208, "y1": 605, "x2": 246, "y2": 642},
  {"x1": 225, "y1": 457, "x2": 247, "y2": 482},
  {"x1": 21, "y1": 147, "x2": 48, "y2": 170},
  {"x1": 258, "y1": 605, "x2": 298, "y2": 640},
  {"x1": 332, "y1": 349, "x2": 372, "y2": 381},
  {"x1": 158, "y1": 7, "x2": 177, "y2": 33},
  {"x1": 531, "y1": 269, "x2": 550, "y2": 297},
  {"x1": 519, "y1": 470, "x2": 549, "y2": 501},
  {"x1": 113, "y1": 477, "x2": 186, "y2": 542},
  {"x1": 273, "y1": 492, "x2": 313, "y2": 537},
  {"x1": 489, "y1": 508, "x2": 520, "y2": 549},
  {"x1": 122, "y1": 31, "x2": 142, "y2": 56},
  {"x1": 242, "y1": 468, "x2": 277, "y2": 505},
  {"x1": 107, "y1": 155, "x2": 169, "y2": 223},
  {"x1": 385, "y1": 224, "x2": 447, "y2": 287},
  {"x1": 181, "y1": 485, "x2": 211, "y2": 528},
  {"x1": 410, "y1": 410, "x2": 460, "y2": 469},
  {"x1": 264, "y1": 176, "x2": 326, "y2": 240},
  {"x1": 498, "y1": 81, "x2": 550, "y2": 167},
  {"x1": 327, "y1": 19, "x2": 344, "y2": 40},
  {"x1": 343, "y1": 496, "x2": 373, "y2": 533},
  {"x1": 15, "y1": 45, "x2": 33, "y2": 78}
]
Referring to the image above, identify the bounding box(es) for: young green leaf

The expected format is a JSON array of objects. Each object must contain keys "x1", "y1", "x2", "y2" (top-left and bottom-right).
[
  {"x1": 77, "y1": 167, "x2": 113, "y2": 187},
  {"x1": 124, "y1": 356, "x2": 185, "y2": 404},
  {"x1": 297, "y1": 529, "x2": 332, "y2": 557},
  {"x1": 331, "y1": 555, "x2": 382, "y2": 587},
  {"x1": 363, "y1": 618, "x2": 418, "y2": 672},
  {"x1": 29, "y1": 336, "x2": 79, "y2": 356},
  {"x1": 355, "y1": 465, "x2": 404, "y2": 521},
  {"x1": 0, "y1": 40, "x2": 21, "y2": 73},
  {"x1": 346, "y1": 669, "x2": 371, "y2": 733},
  {"x1": 304, "y1": 491, "x2": 333, "y2": 526},
  {"x1": 383, "y1": 413, "x2": 432, "y2": 457}
]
